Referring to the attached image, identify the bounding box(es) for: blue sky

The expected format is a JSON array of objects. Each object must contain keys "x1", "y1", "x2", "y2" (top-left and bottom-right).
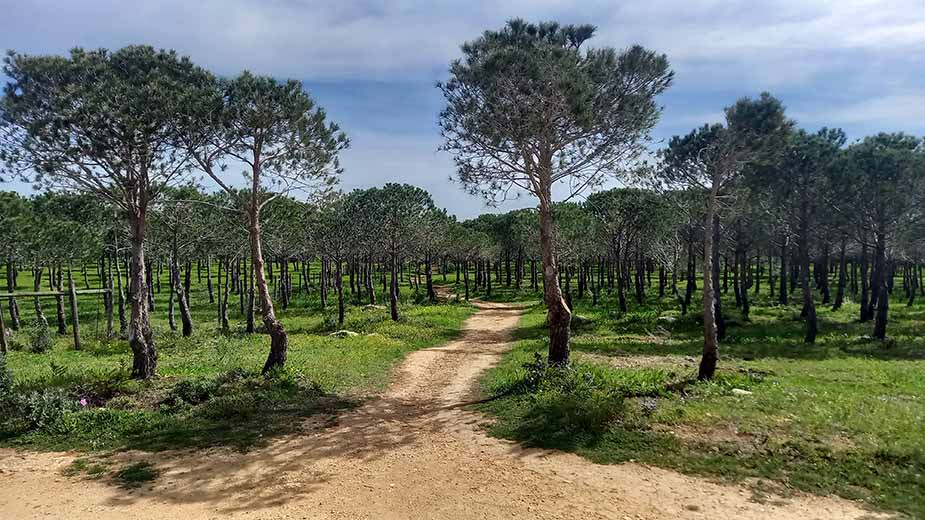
[{"x1": 2, "y1": 0, "x2": 924, "y2": 218}]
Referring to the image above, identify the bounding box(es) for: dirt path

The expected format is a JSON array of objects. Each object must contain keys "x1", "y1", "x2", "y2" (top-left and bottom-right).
[{"x1": 0, "y1": 301, "x2": 884, "y2": 519}]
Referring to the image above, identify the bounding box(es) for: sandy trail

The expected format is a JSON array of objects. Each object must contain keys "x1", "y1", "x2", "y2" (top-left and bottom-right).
[{"x1": 0, "y1": 301, "x2": 883, "y2": 519}]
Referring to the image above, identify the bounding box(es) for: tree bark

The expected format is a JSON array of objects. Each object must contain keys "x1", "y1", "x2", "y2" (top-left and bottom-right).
[
  {"x1": 425, "y1": 253, "x2": 436, "y2": 303},
  {"x1": 389, "y1": 253, "x2": 400, "y2": 321},
  {"x1": 833, "y1": 238, "x2": 847, "y2": 311},
  {"x1": 53, "y1": 265, "x2": 67, "y2": 335},
  {"x1": 171, "y1": 256, "x2": 193, "y2": 337},
  {"x1": 860, "y1": 241, "x2": 872, "y2": 322},
  {"x1": 538, "y1": 181, "x2": 571, "y2": 366},
  {"x1": 115, "y1": 255, "x2": 127, "y2": 335},
  {"x1": 778, "y1": 233, "x2": 788, "y2": 305},
  {"x1": 699, "y1": 188, "x2": 720, "y2": 381},
  {"x1": 127, "y1": 210, "x2": 157, "y2": 379},
  {"x1": 32, "y1": 265, "x2": 48, "y2": 328},
  {"x1": 336, "y1": 258, "x2": 345, "y2": 326},
  {"x1": 798, "y1": 204, "x2": 817, "y2": 343},
  {"x1": 712, "y1": 215, "x2": 725, "y2": 341},
  {"x1": 5, "y1": 259, "x2": 20, "y2": 330},
  {"x1": 247, "y1": 199, "x2": 289, "y2": 374},
  {"x1": 873, "y1": 231, "x2": 889, "y2": 340}
]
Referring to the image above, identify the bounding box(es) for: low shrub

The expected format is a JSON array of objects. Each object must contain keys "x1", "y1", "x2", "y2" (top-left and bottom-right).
[
  {"x1": 16, "y1": 388, "x2": 78, "y2": 433},
  {"x1": 28, "y1": 319, "x2": 54, "y2": 354},
  {"x1": 164, "y1": 377, "x2": 226, "y2": 407}
]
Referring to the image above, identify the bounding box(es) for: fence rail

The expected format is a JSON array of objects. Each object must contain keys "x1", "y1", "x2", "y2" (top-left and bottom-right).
[{"x1": 0, "y1": 282, "x2": 111, "y2": 352}]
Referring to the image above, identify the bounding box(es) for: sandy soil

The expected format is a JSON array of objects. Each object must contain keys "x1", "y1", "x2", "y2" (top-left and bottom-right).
[{"x1": 0, "y1": 301, "x2": 886, "y2": 519}]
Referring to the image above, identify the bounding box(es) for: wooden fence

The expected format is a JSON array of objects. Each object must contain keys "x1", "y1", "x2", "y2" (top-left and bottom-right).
[{"x1": 0, "y1": 281, "x2": 111, "y2": 353}]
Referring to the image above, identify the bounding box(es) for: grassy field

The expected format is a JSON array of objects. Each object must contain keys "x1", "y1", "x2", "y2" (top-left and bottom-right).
[
  {"x1": 1, "y1": 263, "x2": 475, "y2": 452},
  {"x1": 476, "y1": 284, "x2": 925, "y2": 518}
]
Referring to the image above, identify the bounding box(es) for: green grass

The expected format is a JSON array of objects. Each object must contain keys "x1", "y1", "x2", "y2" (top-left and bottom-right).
[
  {"x1": 1, "y1": 263, "x2": 475, "y2": 453},
  {"x1": 478, "y1": 286, "x2": 925, "y2": 519},
  {"x1": 113, "y1": 461, "x2": 159, "y2": 488}
]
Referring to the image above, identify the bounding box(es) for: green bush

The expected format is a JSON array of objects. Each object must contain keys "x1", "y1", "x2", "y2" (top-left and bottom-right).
[
  {"x1": 16, "y1": 388, "x2": 78, "y2": 433},
  {"x1": 199, "y1": 393, "x2": 259, "y2": 420},
  {"x1": 168, "y1": 378, "x2": 218, "y2": 405},
  {"x1": 499, "y1": 353, "x2": 627, "y2": 444},
  {"x1": 28, "y1": 319, "x2": 54, "y2": 354},
  {"x1": 0, "y1": 353, "x2": 12, "y2": 397}
]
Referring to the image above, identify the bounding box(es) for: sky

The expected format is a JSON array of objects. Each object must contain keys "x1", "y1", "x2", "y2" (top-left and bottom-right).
[{"x1": 2, "y1": 0, "x2": 924, "y2": 219}]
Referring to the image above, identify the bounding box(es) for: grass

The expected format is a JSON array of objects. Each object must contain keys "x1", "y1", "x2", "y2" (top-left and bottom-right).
[
  {"x1": 1, "y1": 263, "x2": 475, "y2": 452},
  {"x1": 113, "y1": 461, "x2": 159, "y2": 488},
  {"x1": 477, "y1": 284, "x2": 925, "y2": 519}
]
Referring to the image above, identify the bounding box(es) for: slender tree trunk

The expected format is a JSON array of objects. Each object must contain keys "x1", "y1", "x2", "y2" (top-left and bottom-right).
[
  {"x1": 248, "y1": 197, "x2": 289, "y2": 374},
  {"x1": 699, "y1": 189, "x2": 720, "y2": 381},
  {"x1": 538, "y1": 180, "x2": 571, "y2": 366},
  {"x1": 246, "y1": 260, "x2": 256, "y2": 334},
  {"x1": 616, "y1": 244, "x2": 628, "y2": 313},
  {"x1": 798, "y1": 207, "x2": 817, "y2": 343},
  {"x1": 683, "y1": 239, "x2": 694, "y2": 315},
  {"x1": 833, "y1": 238, "x2": 847, "y2": 311},
  {"x1": 0, "y1": 297, "x2": 6, "y2": 353},
  {"x1": 712, "y1": 215, "x2": 725, "y2": 341},
  {"x1": 32, "y1": 265, "x2": 48, "y2": 329},
  {"x1": 167, "y1": 261, "x2": 177, "y2": 332},
  {"x1": 51, "y1": 265, "x2": 66, "y2": 335},
  {"x1": 128, "y1": 210, "x2": 157, "y2": 379},
  {"x1": 389, "y1": 253, "x2": 399, "y2": 321},
  {"x1": 5, "y1": 259, "x2": 20, "y2": 330},
  {"x1": 171, "y1": 256, "x2": 193, "y2": 337},
  {"x1": 103, "y1": 258, "x2": 114, "y2": 337},
  {"x1": 115, "y1": 254, "x2": 127, "y2": 335},
  {"x1": 463, "y1": 259, "x2": 470, "y2": 301},
  {"x1": 873, "y1": 231, "x2": 889, "y2": 340},
  {"x1": 425, "y1": 253, "x2": 436, "y2": 303},
  {"x1": 336, "y1": 258, "x2": 345, "y2": 326},
  {"x1": 740, "y1": 249, "x2": 750, "y2": 321},
  {"x1": 860, "y1": 241, "x2": 872, "y2": 322},
  {"x1": 778, "y1": 233, "x2": 788, "y2": 305},
  {"x1": 206, "y1": 256, "x2": 214, "y2": 304}
]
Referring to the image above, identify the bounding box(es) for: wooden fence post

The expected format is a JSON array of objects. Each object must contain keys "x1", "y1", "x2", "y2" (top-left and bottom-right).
[{"x1": 68, "y1": 270, "x2": 81, "y2": 350}]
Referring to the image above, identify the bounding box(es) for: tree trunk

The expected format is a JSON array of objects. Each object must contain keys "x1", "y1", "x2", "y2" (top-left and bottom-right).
[
  {"x1": 171, "y1": 256, "x2": 193, "y2": 337},
  {"x1": 389, "y1": 253, "x2": 400, "y2": 321},
  {"x1": 798, "y1": 207, "x2": 817, "y2": 343},
  {"x1": 115, "y1": 255, "x2": 127, "y2": 335},
  {"x1": 247, "y1": 199, "x2": 289, "y2": 374},
  {"x1": 778, "y1": 233, "x2": 788, "y2": 305},
  {"x1": 6, "y1": 259, "x2": 20, "y2": 330},
  {"x1": 833, "y1": 238, "x2": 847, "y2": 311},
  {"x1": 128, "y1": 211, "x2": 157, "y2": 379},
  {"x1": 206, "y1": 256, "x2": 214, "y2": 304},
  {"x1": 538, "y1": 185, "x2": 571, "y2": 366},
  {"x1": 336, "y1": 258, "x2": 345, "y2": 326},
  {"x1": 425, "y1": 253, "x2": 436, "y2": 303},
  {"x1": 712, "y1": 215, "x2": 725, "y2": 341},
  {"x1": 54, "y1": 265, "x2": 67, "y2": 335},
  {"x1": 32, "y1": 265, "x2": 48, "y2": 328},
  {"x1": 860, "y1": 241, "x2": 872, "y2": 322},
  {"x1": 104, "y1": 258, "x2": 114, "y2": 337},
  {"x1": 740, "y1": 249, "x2": 750, "y2": 321},
  {"x1": 167, "y1": 263, "x2": 177, "y2": 332},
  {"x1": 246, "y1": 260, "x2": 256, "y2": 334},
  {"x1": 463, "y1": 259, "x2": 470, "y2": 301},
  {"x1": 873, "y1": 231, "x2": 889, "y2": 340},
  {"x1": 699, "y1": 190, "x2": 720, "y2": 381}
]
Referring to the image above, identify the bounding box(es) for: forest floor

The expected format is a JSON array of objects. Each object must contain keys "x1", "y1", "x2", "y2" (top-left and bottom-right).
[{"x1": 0, "y1": 299, "x2": 882, "y2": 519}]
